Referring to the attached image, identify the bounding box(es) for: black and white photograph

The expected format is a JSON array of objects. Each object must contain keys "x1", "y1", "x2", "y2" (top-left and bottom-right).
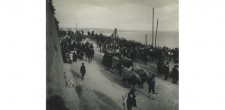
[
  {"x1": 2, "y1": 0, "x2": 225, "y2": 110},
  {"x1": 47, "y1": 0, "x2": 178, "y2": 110}
]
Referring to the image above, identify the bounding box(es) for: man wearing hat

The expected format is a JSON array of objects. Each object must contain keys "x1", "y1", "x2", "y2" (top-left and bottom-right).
[
  {"x1": 123, "y1": 89, "x2": 137, "y2": 110},
  {"x1": 172, "y1": 65, "x2": 179, "y2": 84},
  {"x1": 147, "y1": 74, "x2": 156, "y2": 100},
  {"x1": 80, "y1": 63, "x2": 86, "y2": 80},
  {"x1": 164, "y1": 62, "x2": 169, "y2": 80}
]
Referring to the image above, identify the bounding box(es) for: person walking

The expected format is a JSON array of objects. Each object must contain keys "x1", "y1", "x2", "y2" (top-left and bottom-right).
[
  {"x1": 90, "y1": 43, "x2": 94, "y2": 49},
  {"x1": 143, "y1": 51, "x2": 148, "y2": 65},
  {"x1": 164, "y1": 62, "x2": 169, "y2": 80},
  {"x1": 80, "y1": 63, "x2": 86, "y2": 80},
  {"x1": 86, "y1": 48, "x2": 91, "y2": 63},
  {"x1": 147, "y1": 74, "x2": 156, "y2": 100},
  {"x1": 99, "y1": 42, "x2": 102, "y2": 52},
  {"x1": 90, "y1": 48, "x2": 94, "y2": 62},
  {"x1": 157, "y1": 60, "x2": 162, "y2": 76},
  {"x1": 117, "y1": 61, "x2": 123, "y2": 77},
  {"x1": 123, "y1": 89, "x2": 137, "y2": 110},
  {"x1": 171, "y1": 65, "x2": 179, "y2": 84},
  {"x1": 73, "y1": 50, "x2": 77, "y2": 62},
  {"x1": 69, "y1": 52, "x2": 73, "y2": 64}
]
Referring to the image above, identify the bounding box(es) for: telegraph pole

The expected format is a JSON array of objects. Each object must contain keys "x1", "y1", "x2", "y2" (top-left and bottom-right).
[
  {"x1": 145, "y1": 34, "x2": 147, "y2": 45},
  {"x1": 155, "y1": 19, "x2": 159, "y2": 47},
  {"x1": 152, "y1": 8, "x2": 154, "y2": 47}
]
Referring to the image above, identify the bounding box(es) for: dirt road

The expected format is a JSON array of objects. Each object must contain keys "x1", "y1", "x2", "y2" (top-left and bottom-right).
[{"x1": 62, "y1": 39, "x2": 178, "y2": 110}]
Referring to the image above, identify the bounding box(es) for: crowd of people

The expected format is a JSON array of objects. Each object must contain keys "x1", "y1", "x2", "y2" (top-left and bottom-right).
[
  {"x1": 88, "y1": 29, "x2": 179, "y2": 65},
  {"x1": 58, "y1": 29, "x2": 179, "y2": 110},
  {"x1": 87, "y1": 29, "x2": 179, "y2": 84},
  {"x1": 123, "y1": 74, "x2": 157, "y2": 110},
  {"x1": 59, "y1": 30, "x2": 95, "y2": 64},
  {"x1": 156, "y1": 60, "x2": 179, "y2": 83},
  {"x1": 59, "y1": 29, "x2": 179, "y2": 84}
]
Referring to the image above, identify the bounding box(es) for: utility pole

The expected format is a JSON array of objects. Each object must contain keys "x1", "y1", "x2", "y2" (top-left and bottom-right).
[
  {"x1": 155, "y1": 19, "x2": 159, "y2": 47},
  {"x1": 152, "y1": 8, "x2": 154, "y2": 47},
  {"x1": 145, "y1": 34, "x2": 147, "y2": 45}
]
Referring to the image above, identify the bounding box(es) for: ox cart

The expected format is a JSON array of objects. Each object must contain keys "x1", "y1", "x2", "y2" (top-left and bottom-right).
[
  {"x1": 121, "y1": 67, "x2": 141, "y2": 87},
  {"x1": 112, "y1": 56, "x2": 121, "y2": 71},
  {"x1": 121, "y1": 57, "x2": 133, "y2": 68},
  {"x1": 102, "y1": 53, "x2": 113, "y2": 68},
  {"x1": 102, "y1": 51, "x2": 120, "y2": 68},
  {"x1": 132, "y1": 68, "x2": 149, "y2": 88}
]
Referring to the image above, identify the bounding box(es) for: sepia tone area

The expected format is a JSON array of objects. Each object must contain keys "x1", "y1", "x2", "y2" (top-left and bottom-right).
[{"x1": 47, "y1": 0, "x2": 178, "y2": 110}]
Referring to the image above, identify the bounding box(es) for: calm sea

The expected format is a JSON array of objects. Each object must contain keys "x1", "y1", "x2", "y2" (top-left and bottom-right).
[{"x1": 102, "y1": 31, "x2": 179, "y2": 49}]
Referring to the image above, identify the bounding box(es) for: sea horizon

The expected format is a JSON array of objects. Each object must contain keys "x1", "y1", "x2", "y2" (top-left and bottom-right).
[{"x1": 60, "y1": 27, "x2": 179, "y2": 49}]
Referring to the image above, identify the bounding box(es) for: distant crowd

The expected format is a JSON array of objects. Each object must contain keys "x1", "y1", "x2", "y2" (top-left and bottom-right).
[
  {"x1": 86, "y1": 29, "x2": 179, "y2": 64},
  {"x1": 59, "y1": 30, "x2": 95, "y2": 64}
]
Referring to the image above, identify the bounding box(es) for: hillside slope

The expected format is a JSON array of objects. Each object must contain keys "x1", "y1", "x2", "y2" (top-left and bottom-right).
[{"x1": 46, "y1": 0, "x2": 78, "y2": 110}]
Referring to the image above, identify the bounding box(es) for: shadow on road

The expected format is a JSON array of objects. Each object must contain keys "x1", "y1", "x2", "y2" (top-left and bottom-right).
[
  {"x1": 47, "y1": 95, "x2": 69, "y2": 110},
  {"x1": 74, "y1": 83, "x2": 122, "y2": 110},
  {"x1": 93, "y1": 90, "x2": 122, "y2": 110},
  {"x1": 71, "y1": 69, "x2": 82, "y2": 79},
  {"x1": 75, "y1": 85, "x2": 83, "y2": 97}
]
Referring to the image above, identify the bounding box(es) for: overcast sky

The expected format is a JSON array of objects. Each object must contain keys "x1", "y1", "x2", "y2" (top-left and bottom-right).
[{"x1": 53, "y1": 0, "x2": 178, "y2": 31}]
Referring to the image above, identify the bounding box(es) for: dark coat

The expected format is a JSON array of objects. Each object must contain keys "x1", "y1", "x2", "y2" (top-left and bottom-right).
[
  {"x1": 127, "y1": 93, "x2": 136, "y2": 107},
  {"x1": 147, "y1": 78, "x2": 155, "y2": 90},
  {"x1": 80, "y1": 65, "x2": 86, "y2": 75},
  {"x1": 163, "y1": 64, "x2": 169, "y2": 74},
  {"x1": 90, "y1": 49, "x2": 94, "y2": 58},
  {"x1": 171, "y1": 68, "x2": 179, "y2": 79}
]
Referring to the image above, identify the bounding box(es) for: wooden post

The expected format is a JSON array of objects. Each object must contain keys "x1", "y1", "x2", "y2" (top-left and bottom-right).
[
  {"x1": 145, "y1": 34, "x2": 147, "y2": 45},
  {"x1": 152, "y1": 8, "x2": 154, "y2": 47},
  {"x1": 155, "y1": 19, "x2": 159, "y2": 47}
]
